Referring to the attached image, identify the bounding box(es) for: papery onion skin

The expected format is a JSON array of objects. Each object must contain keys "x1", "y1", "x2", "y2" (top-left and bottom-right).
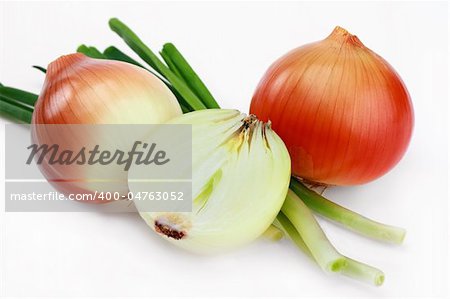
[
  {"x1": 250, "y1": 26, "x2": 414, "y2": 186},
  {"x1": 33, "y1": 53, "x2": 181, "y2": 125},
  {"x1": 31, "y1": 53, "x2": 182, "y2": 200}
]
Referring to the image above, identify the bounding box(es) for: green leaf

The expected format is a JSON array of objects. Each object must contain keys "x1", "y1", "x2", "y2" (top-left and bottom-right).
[
  {"x1": 0, "y1": 95, "x2": 33, "y2": 123},
  {"x1": 77, "y1": 45, "x2": 106, "y2": 59},
  {"x1": 32, "y1": 65, "x2": 47, "y2": 73},
  {"x1": 0, "y1": 85, "x2": 38, "y2": 106},
  {"x1": 161, "y1": 43, "x2": 219, "y2": 108},
  {"x1": 103, "y1": 46, "x2": 144, "y2": 67},
  {"x1": 108, "y1": 18, "x2": 206, "y2": 111}
]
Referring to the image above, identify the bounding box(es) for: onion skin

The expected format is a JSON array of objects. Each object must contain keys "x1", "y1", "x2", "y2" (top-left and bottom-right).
[
  {"x1": 250, "y1": 26, "x2": 414, "y2": 186},
  {"x1": 33, "y1": 53, "x2": 181, "y2": 125},
  {"x1": 31, "y1": 53, "x2": 182, "y2": 201}
]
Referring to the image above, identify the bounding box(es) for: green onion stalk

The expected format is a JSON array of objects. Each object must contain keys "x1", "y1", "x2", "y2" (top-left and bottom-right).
[{"x1": 0, "y1": 18, "x2": 407, "y2": 286}]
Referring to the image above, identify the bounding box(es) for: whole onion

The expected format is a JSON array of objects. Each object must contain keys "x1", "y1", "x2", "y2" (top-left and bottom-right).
[
  {"x1": 250, "y1": 26, "x2": 414, "y2": 185},
  {"x1": 31, "y1": 53, "x2": 182, "y2": 199}
]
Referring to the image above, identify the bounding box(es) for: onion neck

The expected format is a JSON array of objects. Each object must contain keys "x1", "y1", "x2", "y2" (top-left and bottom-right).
[{"x1": 326, "y1": 26, "x2": 365, "y2": 48}]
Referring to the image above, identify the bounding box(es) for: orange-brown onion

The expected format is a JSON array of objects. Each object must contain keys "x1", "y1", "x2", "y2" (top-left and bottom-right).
[
  {"x1": 31, "y1": 53, "x2": 182, "y2": 201},
  {"x1": 250, "y1": 27, "x2": 414, "y2": 186}
]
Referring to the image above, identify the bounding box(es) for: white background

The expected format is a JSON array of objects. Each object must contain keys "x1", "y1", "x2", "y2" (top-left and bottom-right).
[{"x1": 0, "y1": 1, "x2": 448, "y2": 298}]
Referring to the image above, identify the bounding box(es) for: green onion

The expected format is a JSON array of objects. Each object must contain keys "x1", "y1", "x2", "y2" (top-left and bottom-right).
[
  {"x1": 32, "y1": 65, "x2": 47, "y2": 73},
  {"x1": 161, "y1": 43, "x2": 219, "y2": 108},
  {"x1": 108, "y1": 18, "x2": 206, "y2": 111},
  {"x1": 342, "y1": 258, "x2": 385, "y2": 286},
  {"x1": 262, "y1": 224, "x2": 285, "y2": 242},
  {"x1": 290, "y1": 178, "x2": 406, "y2": 244},
  {"x1": 275, "y1": 211, "x2": 385, "y2": 286},
  {"x1": 102, "y1": 45, "x2": 168, "y2": 83},
  {"x1": 0, "y1": 85, "x2": 38, "y2": 107},
  {"x1": 274, "y1": 213, "x2": 313, "y2": 258},
  {"x1": 159, "y1": 50, "x2": 184, "y2": 78},
  {"x1": 282, "y1": 190, "x2": 346, "y2": 273},
  {"x1": 77, "y1": 45, "x2": 106, "y2": 59},
  {"x1": 0, "y1": 95, "x2": 33, "y2": 123},
  {"x1": 103, "y1": 46, "x2": 145, "y2": 68}
]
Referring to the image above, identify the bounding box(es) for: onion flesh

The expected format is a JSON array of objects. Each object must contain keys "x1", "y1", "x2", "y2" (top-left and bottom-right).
[{"x1": 129, "y1": 109, "x2": 291, "y2": 254}]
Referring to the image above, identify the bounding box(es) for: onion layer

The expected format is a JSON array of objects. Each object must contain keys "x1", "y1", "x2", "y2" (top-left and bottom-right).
[
  {"x1": 250, "y1": 27, "x2": 414, "y2": 185},
  {"x1": 129, "y1": 109, "x2": 291, "y2": 254}
]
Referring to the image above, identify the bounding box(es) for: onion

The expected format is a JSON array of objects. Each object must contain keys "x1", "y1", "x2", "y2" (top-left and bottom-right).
[
  {"x1": 129, "y1": 109, "x2": 291, "y2": 253},
  {"x1": 31, "y1": 53, "x2": 182, "y2": 199},
  {"x1": 33, "y1": 53, "x2": 181, "y2": 125},
  {"x1": 250, "y1": 26, "x2": 414, "y2": 185}
]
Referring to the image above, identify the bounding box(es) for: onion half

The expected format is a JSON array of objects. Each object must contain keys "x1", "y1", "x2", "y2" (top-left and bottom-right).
[{"x1": 129, "y1": 109, "x2": 291, "y2": 253}]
